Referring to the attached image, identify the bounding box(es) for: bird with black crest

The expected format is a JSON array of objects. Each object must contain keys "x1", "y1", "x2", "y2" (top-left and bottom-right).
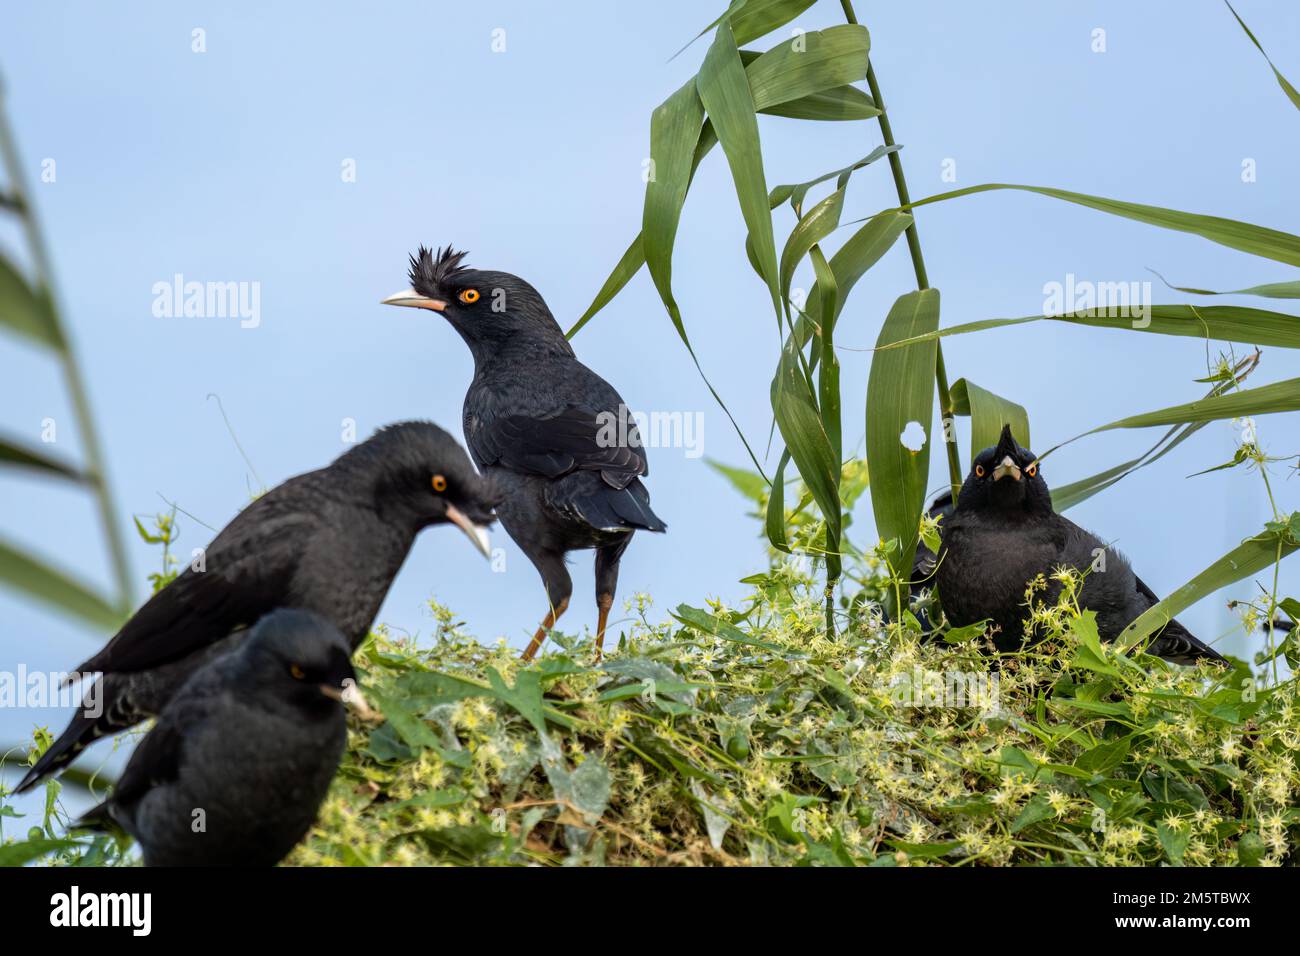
[
  {"x1": 18, "y1": 421, "x2": 499, "y2": 792},
  {"x1": 383, "y1": 246, "x2": 666, "y2": 661},
  {"x1": 932, "y1": 424, "x2": 1227, "y2": 665}
]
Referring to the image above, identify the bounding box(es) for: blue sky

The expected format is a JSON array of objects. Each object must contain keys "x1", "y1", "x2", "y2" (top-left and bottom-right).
[{"x1": 2, "y1": 1, "x2": 1299, "y2": 811}]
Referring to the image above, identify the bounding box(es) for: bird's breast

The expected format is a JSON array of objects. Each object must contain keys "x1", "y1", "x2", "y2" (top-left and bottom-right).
[{"x1": 937, "y1": 522, "x2": 1060, "y2": 628}]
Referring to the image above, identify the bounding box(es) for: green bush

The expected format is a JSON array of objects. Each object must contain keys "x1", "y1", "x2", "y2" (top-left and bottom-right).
[
  {"x1": 286, "y1": 573, "x2": 1296, "y2": 867},
  {"x1": 5, "y1": 495, "x2": 1298, "y2": 867}
]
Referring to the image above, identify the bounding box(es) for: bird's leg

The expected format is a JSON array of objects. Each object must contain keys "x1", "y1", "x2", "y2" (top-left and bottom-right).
[
  {"x1": 521, "y1": 596, "x2": 568, "y2": 662},
  {"x1": 594, "y1": 592, "x2": 614, "y2": 662},
  {"x1": 519, "y1": 552, "x2": 572, "y2": 662},
  {"x1": 593, "y1": 536, "x2": 631, "y2": 663}
]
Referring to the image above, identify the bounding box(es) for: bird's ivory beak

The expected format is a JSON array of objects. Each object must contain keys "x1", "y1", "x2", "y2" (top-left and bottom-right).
[
  {"x1": 992, "y1": 455, "x2": 1022, "y2": 482},
  {"x1": 446, "y1": 504, "x2": 492, "y2": 558},
  {"x1": 320, "y1": 680, "x2": 379, "y2": 720},
  {"x1": 381, "y1": 288, "x2": 447, "y2": 312}
]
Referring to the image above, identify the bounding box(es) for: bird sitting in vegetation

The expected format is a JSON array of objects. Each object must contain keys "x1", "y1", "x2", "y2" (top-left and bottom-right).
[
  {"x1": 384, "y1": 246, "x2": 666, "y2": 661},
  {"x1": 932, "y1": 424, "x2": 1227, "y2": 665},
  {"x1": 79, "y1": 609, "x2": 359, "y2": 866},
  {"x1": 18, "y1": 421, "x2": 498, "y2": 792}
]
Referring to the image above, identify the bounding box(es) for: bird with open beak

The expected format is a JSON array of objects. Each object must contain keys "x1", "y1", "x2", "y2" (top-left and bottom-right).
[
  {"x1": 384, "y1": 245, "x2": 666, "y2": 661},
  {"x1": 933, "y1": 424, "x2": 1226, "y2": 665}
]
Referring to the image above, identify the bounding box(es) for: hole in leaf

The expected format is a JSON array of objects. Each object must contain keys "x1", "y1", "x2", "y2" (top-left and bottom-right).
[{"x1": 899, "y1": 421, "x2": 927, "y2": 452}]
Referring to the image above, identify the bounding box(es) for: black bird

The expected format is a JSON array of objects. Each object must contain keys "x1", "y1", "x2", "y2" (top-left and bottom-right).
[
  {"x1": 18, "y1": 421, "x2": 497, "y2": 792},
  {"x1": 933, "y1": 424, "x2": 1227, "y2": 665},
  {"x1": 384, "y1": 246, "x2": 666, "y2": 660},
  {"x1": 80, "y1": 609, "x2": 357, "y2": 866}
]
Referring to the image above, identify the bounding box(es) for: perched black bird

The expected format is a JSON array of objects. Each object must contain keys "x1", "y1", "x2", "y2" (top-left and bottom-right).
[
  {"x1": 18, "y1": 421, "x2": 497, "y2": 792},
  {"x1": 933, "y1": 424, "x2": 1227, "y2": 665},
  {"x1": 384, "y1": 246, "x2": 666, "y2": 660},
  {"x1": 80, "y1": 609, "x2": 357, "y2": 866}
]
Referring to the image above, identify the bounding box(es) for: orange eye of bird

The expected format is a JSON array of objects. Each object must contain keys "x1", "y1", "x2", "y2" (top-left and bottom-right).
[
  {"x1": 290, "y1": 664, "x2": 306, "y2": 680},
  {"x1": 1025, "y1": 462, "x2": 1038, "y2": 477},
  {"x1": 432, "y1": 474, "x2": 448, "y2": 492},
  {"x1": 975, "y1": 465, "x2": 985, "y2": 477},
  {"x1": 459, "y1": 288, "x2": 480, "y2": 304}
]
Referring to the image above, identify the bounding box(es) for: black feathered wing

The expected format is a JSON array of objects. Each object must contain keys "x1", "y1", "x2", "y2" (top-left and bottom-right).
[
  {"x1": 19, "y1": 673, "x2": 158, "y2": 793},
  {"x1": 17, "y1": 638, "x2": 238, "y2": 793},
  {"x1": 75, "y1": 498, "x2": 320, "y2": 676},
  {"x1": 469, "y1": 404, "x2": 665, "y2": 534},
  {"x1": 78, "y1": 684, "x2": 214, "y2": 832},
  {"x1": 1132, "y1": 576, "x2": 1228, "y2": 665},
  {"x1": 468, "y1": 404, "x2": 648, "y2": 487},
  {"x1": 91, "y1": 707, "x2": 188, "y2": 822},
  {"x1": 1047, "y1": 513, "x2": 1226, "y2": 666}
]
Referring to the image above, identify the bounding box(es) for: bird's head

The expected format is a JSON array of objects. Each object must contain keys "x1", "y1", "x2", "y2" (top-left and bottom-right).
[
  {"x1": 238, "y1": 609, "x2": 372, "y2": 717},
  {"x1": 336, "y1": 420, "x2": 500, "y2": 556},
  {"x1": 382, "y1": 246, "x2": 569, "y2": 361},
  {"x1": 957, "y1": 424, "x2": 1052, "y2": 517}
]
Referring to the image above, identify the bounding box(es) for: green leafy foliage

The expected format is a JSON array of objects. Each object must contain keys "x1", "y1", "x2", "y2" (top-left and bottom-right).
[
  {"x1": 0, "y1": 435, "x2": 85, "y2": 482},
  {"x1": 0, "y1": 257, "x2": 60, "y2": 348},
  {"x1": 907, "y1": 182, "x2": 1300, "y2": 268},
  {"x1": 877, "y1": 303, "x2": 1300, "y2": 351},
  {"x1": 271, "y1": 567, "x2": 1299, "y2": 867},
  {"x1": 1121, "y1": 523, "x2": 1300, "y2": 653},
  {"x1": 0, "y1": 93, "x2": 132, "y2": 626},
  {"x1": 866, "y1": 290, "x2": 939, "y2": 579},
  {"x1": 1225, "y1": 1, "x2": 1300, "y2": 112},
  {"x1": 0, "y1": 537, "x2": 122, "y2": 633},
  {"x1": 0, "y1": 731, "x2": 133, "y2": 867},
  {"x1": 949, "y1": 379, "x2": 1031, "y2": 464},
  {"x1": 5, "y1": 453, "x2": 1298, "y2": 870}
]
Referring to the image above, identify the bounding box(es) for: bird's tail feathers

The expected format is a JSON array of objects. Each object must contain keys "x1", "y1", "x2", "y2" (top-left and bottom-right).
[
  {"x1": 12, "y1": 677, "x2": 146, "y2": 793},
  {"x1": 565, "y1": 479, "x2": 666, "y2": 534},
  {"x1": 74, "y1": 799, "x2": 117, "y2": 832},
  {"x1": 1147, "y1": 619, "x2": 1229, "y2": 667},
  {"x1": 14, "y1": 711, "x2": 105, "y2": 793}
]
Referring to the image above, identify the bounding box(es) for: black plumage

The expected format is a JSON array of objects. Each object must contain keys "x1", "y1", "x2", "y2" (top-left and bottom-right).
[
  {"x1": 80, "y1": 609, "x2": 354, "y2": 866},
  {"x1": 932, "y1": 424, "x2": 1227, "y2": 665},
  {"x1": 18, "y1": 421, "x2": 497, "y2": 792},
  {"x1": 384, "y1": 246, "x2": 666, "y2": 660}
]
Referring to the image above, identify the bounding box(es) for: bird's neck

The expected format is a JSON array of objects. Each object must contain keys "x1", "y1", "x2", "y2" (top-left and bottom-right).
[
  {"x1": 957, "y1": 504, "x2": 1048, "y2": 525},
  {"x1": 470, "y1": 334, "x2": 575, "y2": 373}
]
